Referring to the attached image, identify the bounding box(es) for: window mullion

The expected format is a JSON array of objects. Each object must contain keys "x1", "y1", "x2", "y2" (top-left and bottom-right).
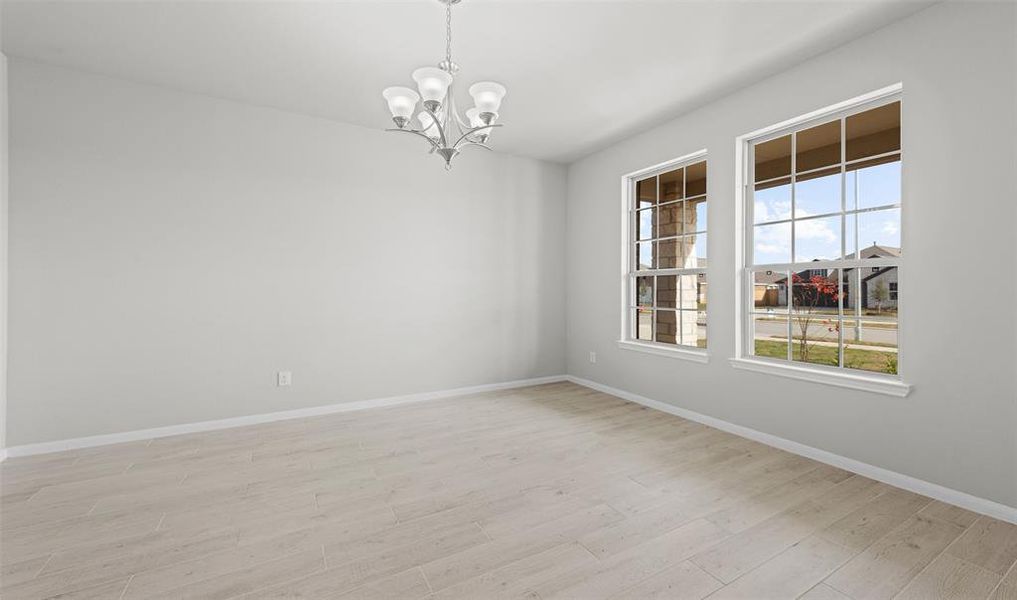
[
  {"x1": 839, "y1": 117, "x2": 846, "y2": 368},
  {"x1": 790, "y1": 131, "x2": 797, "y2": 265}
]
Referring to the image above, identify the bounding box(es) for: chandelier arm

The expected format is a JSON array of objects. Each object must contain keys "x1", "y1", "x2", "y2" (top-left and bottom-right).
[
  {"x1": 386, "y1": 127, "x2": 441, "y2": 150},
  {"x1": 452, "y1": 123, "x2": 503, "y2": 150},
  {"x1": 422, "y1": 104, "x2": 451, "y2": 149},
  {"x1": 446, "y1": 84, "x2": 468, "y2": 141},
  {"x1": 450, "y1": 93, "x2": 470, "y2": 131},
  {"x1": 458, "y1": 142, "x2": 494, "y2": 152}
]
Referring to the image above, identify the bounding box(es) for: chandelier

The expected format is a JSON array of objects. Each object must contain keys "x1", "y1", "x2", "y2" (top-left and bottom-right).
[{"x1": 381, "y1": 0, "x2": 506, "y2": 170}]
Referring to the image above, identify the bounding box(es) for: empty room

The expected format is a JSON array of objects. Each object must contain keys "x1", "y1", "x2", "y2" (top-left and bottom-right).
[{"x1": 1, "y1": 0, "x2": 1016, "y2": 598}]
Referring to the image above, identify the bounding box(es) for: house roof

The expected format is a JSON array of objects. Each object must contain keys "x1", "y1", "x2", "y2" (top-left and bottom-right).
[
  {"x1": 851, "y1": 244, "x2": 901, "y2": 260},
  {"x1": 754, "y1": 271, "x2": 787, "y2": 285}
]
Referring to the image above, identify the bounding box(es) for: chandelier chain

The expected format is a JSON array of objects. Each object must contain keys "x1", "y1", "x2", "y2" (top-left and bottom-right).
[{"x1": 445, "y1": 1, "x2": 452, "y2": 66}]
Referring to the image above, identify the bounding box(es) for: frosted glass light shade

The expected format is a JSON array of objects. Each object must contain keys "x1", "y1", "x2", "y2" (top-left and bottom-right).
[
  {"x1": 418, "y1": 112, "x2": 440, "y2": 138},
  {"x1": 382, "y1": 87, "x2": 420, "y2": 119},
  {"x1": 412, "y1": 67, "x2": 452, "y2": 102},
  {"x1": 466, "y1": 107, "x2": 496, "y2": 129},
  {"x1": 468, "y1": 81, "x2": 506, "y2": 113}
]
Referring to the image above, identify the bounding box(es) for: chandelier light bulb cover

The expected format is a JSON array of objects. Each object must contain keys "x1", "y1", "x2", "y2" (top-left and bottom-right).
[
  {"x1": 468, "y1": 82, "x2": 506, "y2": 114},
  {"x1": 382, "y1": 87, "x2": 420, "y2": 124},
  {"x1": 381, "y1": 0, "x2": 506, "y2": 169},
  {"x1": 411, "y1": 67, "x2": 452, "y2": 103}
]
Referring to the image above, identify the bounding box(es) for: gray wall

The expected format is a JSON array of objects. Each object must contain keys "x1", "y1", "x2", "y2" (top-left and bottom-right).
[
  {"x1": 7, "y1": 60, "x2": 566, "y2": 445},
  {"x1": 565, "y1": 3, "x2": 1017, "y2": 508}
]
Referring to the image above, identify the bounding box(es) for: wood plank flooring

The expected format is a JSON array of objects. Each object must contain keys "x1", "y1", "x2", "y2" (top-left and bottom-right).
[{"x1": 2, "y1": 382, "x2": 1015, "y2": 599}]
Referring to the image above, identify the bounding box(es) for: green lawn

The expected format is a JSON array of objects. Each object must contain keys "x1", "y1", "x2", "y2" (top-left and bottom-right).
[{"x1": 754, "y1": 339, "x2": 897, "y2": 374}]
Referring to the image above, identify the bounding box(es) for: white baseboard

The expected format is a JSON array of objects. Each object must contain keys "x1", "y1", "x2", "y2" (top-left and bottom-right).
[
  {"x1": 2, "y1": 375, "x2": 567, "y2": 459},
  {"x1": 566, "y1": 375, "x2": 1017, "y2": 525}
]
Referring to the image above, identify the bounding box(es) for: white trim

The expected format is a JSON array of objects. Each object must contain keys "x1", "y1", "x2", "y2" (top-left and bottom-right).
[
  {"x1": 0, "y1": 448, "x2": 6, "y2": 463},
  {"x1": 3, "y1": 375, "x2": 567, "y2": 459},
  {"x1": 565, "y1": 375, "x2": 1017, "y2": 525},
  {"x1": 737, "y1": 83, "x2": 903, "y2": 144},
  {"x1": 621, "y1": 148, "x2": 708, "y2": 182},
  {"x1": 617, "y1": 339, "x2": 709, "y2": 363},
  {"x1": 735, "y1": 84, "x2": 908, "y2": 388},
  {"x1": 621, "y1": 149, "x2": 710, "y2": 348},
  {"x1": 729, "y1": 357, "x2": 910, "y2": 397}
]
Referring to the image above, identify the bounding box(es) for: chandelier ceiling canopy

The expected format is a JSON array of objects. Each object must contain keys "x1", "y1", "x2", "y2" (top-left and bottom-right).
[{"x1": 381, "y1": 0, "x2": 506, "y2": 170}]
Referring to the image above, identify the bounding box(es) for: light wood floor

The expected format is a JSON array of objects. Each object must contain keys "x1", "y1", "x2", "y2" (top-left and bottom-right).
[{"x1": 2, "y1": 382, "x2": 1016, "y2": 600}]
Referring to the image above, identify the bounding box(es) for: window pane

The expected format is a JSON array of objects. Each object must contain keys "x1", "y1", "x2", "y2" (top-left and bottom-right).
[
  {"x1": 794, "y1": 168, "x2": 841, "y2": 217},
  {"x1": 659, "y1": 168, "x2": 683, "y2": 202},
  {"x1": 793, "y1": 119, "x2": 842, "y2": 171},
  {"x1": 635, "y1": 308, "x2": 653, "y2": 341},
  {"x1": 754, "y1": 179, "x2": 792, "y2": 224},
  {"x1": 684, "y1": 233, "x2": 707, "y2": 268},
  {"x1": 794, "y1": 215, "x2": 841, "y2": 262},
  {"x1": 753, "y1": 270, "x2": 788, "y2": 311},
  {"x1": 656, "y1": 275, "x2": 678, "y2": 309},
  {"x1": 847, "y1": 158, "x2": 900, "y2": 210},
  {"x1": 655, "y1": 310, "x2": 679, "y2": 345},
  {"x1": 636, "y1": 176, "x2": 656, "y2": 209},
  {"x1": 677, "y1": 310, "x2": 703, "y2": 349},
  {"x1": 753, "y1": 222, "x2": 791, "y2": 264},
  {"x1": 796, "y1": 120, "x2": 840, "y2": 173},
  {"x1": 846, "y1": 101, "x2": 900, "y2": 162},
  {"x1": 842, "y1": 267, "x2": 896, "y2": 318},
  {"x1": 842, "y1": 319, "x2": 898, "y2": 375},
  {"x1": 791, "y1": 269, "x2": 839, "y2": 317},
  {"x1": 688, "y1": 196, "x2": 707, "y2": 233},
  {"x1": 791, "y1": 317, "x2": 841, "y2": 368},
  {"x1": 856, "y1": 266, "x2": 898, "y2": 318},
  {"x1": 755, "y1": 135, "x2": 791, "y2": 181},
  {"x1": 753, "y1": 315, "x2": 789, "y2": 361},
  {"x1": 686, "y1": 161, "x2": 707, "y2": 197},
  {"x1": 657, "y1": 202, "x2": 682, "y2": 238},
  {"x1": 692, "y1": 311, "x2": 707, "y2": 349},
  {"x1": 790, "y1": 268, "x2": 842, "y2": 367},
  {"x1": 636, "y1": 208, "x2": 654, "y2": 241},
  {"x1": 686, "y1": 272, "x2": 707, "y2": 313},
  {"x1": 636, "y1": 242, "x2": 654, "y2": 270},
  {"x1": 656, "y1": 238, "x2": 682, "y2": 269},
  {"x1": 636, "y1": 276, "x2": 654, "y2": 307},
  {"x1": 857, "y1": 208, "x2": 901, "y2": 256},
  {"x1": 685, "y1": 272, "x2": 708, "y2": 349}
]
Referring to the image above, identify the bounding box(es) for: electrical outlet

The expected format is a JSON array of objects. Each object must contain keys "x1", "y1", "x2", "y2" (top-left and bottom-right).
[
  {"x1": 277, "y1": 371, "x2": 292, "y2": 387},
  {"x1": 589, "y1": 351, "x2": 597, "y2": 364}
]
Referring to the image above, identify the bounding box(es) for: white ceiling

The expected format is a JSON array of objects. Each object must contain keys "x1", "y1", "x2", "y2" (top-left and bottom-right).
[{"x1": 1, "y1": 0, "x2": 930, "y2": 163}]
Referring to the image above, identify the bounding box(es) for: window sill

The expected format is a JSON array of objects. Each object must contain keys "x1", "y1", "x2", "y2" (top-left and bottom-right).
[
  {"x1": 617, "y1": 340, "x2": 710, "y2": 363},
  {"x1": 729, "y1": 357, "x2": 912, "y2": 397}
]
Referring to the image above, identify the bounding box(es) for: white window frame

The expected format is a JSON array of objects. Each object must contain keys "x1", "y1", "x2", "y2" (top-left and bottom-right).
[
  {"x1": 618, "y1": 149, "x2": 709, "y2": 363},
  {"x1": 731, "y1": 84, "x2": 911, "y2": 397}
]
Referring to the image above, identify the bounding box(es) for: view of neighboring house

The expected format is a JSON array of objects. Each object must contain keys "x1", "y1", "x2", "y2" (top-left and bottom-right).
[
  {"x1": 753, "y1": 244, "x2": 899, "y2": 312},
  {"x1": 845, "y1": 244, "x2": 899, "y2": 312},
  {"x1": 753, "y1": 269, "x2": 787, "y2": 307}
]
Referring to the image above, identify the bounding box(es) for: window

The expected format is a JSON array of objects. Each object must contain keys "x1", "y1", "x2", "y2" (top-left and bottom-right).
[
  {"x1": 622, "y1": 152, "x2": 708, "y2": 359},
  {"x1": 739, "y1": 90, "x2": 903, "y2": 384}
]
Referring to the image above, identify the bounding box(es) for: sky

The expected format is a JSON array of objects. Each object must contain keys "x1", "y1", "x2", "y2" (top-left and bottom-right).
[{"x1": 754, "y1": 160, "x2": 901, "y2": 265}]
